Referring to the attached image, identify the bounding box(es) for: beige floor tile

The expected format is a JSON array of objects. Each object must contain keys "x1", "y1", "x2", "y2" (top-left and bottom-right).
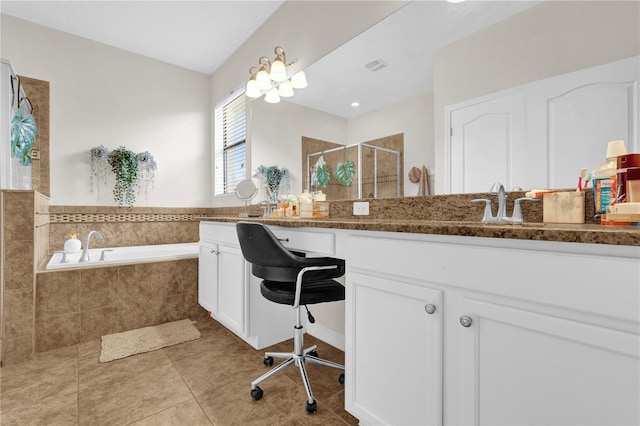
[
  {"x1": 0, "y1": 316, "x2": 354, "y2": 426},
  {"x1": 171, "y1": 338, "x2": 263, "y2": 397},
  {"x1": 323, "y1": 390, "x2": 359, "y2": 426},
  {"x1": 0, "y1": 390, "x2": 78, "y2": 426},
  {"x1": 0, "y1": 345, "x2": 77, "y2": 378},
  {"x1": 196, "y1": 372, "x2": 346, "y2": 425},
  {"x1": 163, "y1": 334, "x2": 219, "y2": 363},
  {"x1": 1, "y1": 352, "x2": 78, "y2": 426},
  {"x1": 128, "y1": 398, "x2": 212, "y2": 426},
  {"x1": 78, "y1": 362, "x2": 193, "y2": 425}
]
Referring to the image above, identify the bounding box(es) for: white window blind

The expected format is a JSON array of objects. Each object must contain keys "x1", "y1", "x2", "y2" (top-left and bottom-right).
[{"x1": 214, "y1": 91, "x2": 246, "y2": 196}]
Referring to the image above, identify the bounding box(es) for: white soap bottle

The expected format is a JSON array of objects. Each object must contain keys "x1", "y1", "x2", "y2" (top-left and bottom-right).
[{"x1": 592, "y1": 140, "x2": 627, "y2": 222}]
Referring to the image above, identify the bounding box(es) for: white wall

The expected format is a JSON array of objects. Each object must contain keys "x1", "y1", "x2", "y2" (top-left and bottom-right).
[
  {"x1": 348, "y1": 92, "x2": 434, "y2": 196},
  {"x1": 433, "y1": 0, "x2": 640, "y2": 194},
  {"x1": 1, "y1": 15, "x2": 212, "y2": 206}
]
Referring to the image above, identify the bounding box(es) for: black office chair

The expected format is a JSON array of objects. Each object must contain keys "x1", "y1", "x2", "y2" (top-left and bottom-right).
[{"x1": 236, "y1": 221, "x2": 346, "y2": 414}]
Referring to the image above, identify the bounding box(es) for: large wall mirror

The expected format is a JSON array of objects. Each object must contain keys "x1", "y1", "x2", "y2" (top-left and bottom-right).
[{"x1": 248, "y1": 0, "x2": 639, "y2": 199}]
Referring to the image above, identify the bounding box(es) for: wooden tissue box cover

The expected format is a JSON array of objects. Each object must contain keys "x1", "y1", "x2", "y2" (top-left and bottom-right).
[{"x1": 543, "y1": 192, "x2": 585, "y2": 224}]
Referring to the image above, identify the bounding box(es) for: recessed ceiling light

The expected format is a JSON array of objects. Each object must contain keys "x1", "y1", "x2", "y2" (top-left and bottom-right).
[
  {"x1": 446, "y1": 0, "x2": 467, "y2": 3},
  {"x1": 351, "y1": 102, "x2": 360, "y2": 107}
]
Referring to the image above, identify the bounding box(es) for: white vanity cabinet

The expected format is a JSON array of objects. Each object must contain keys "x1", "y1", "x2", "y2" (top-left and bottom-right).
[
  {"x1": 198, "y1": 241, "x2": 219, "y2": 317},
  {"x1": 199, "y1": 222, "x2": 293, "y2": 349},
  {"x1": 345, "y1": 232, "x2": 640, "y2": 426},
  {"x1": 348, "y1": 271, "x2": 442, "y2": 425},
  {"x1": 453, "y1": 294, "x2": 639, "y2": 426},
  {"x1": 447, "y1": 243, "x2": 640, "y2": 426}
]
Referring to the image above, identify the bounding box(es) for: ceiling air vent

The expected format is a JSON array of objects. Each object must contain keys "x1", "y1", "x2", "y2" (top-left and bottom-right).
[{"x1": 364, "y1": 59, "x2": 387, "y2": 72}]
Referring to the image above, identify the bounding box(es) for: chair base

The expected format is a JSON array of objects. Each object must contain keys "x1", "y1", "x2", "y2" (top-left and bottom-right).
[{"x1": 250, "y1": 324, "x2": 344, "y2": 413}]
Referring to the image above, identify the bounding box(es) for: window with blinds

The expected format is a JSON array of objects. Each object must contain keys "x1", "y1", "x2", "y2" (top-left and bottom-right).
[{"x1": 214, "y1": 91, "x2": 246, "y2": 196}]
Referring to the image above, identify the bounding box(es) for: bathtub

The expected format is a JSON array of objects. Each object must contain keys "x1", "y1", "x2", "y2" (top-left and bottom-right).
[{"x1": 46, "y1": 242, "x2": 199, "y2": 270}]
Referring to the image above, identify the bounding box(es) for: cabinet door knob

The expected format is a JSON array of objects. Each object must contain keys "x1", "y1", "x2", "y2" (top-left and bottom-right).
[
  {"x1": 210, "y1": 249, "x2": 219, "y2": 255},
  {"x1": 460, "y1": 315, "x2": 473, "y2": 327},
  {"x1": 424, "y1": 304, "x2": 436, "y2": 315}
]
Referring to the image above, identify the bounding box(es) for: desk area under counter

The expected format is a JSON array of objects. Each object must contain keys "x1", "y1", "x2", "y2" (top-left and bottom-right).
[{"x1": 198, "y1": 216, "x2": 640, "y2": 425}]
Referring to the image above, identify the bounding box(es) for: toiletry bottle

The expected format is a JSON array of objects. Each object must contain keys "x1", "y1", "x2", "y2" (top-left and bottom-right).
[{"x1": 592, "y1": 140, "x2": 627, "y2": 222}]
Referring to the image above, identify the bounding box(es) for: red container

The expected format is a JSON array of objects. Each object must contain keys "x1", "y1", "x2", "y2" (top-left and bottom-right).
[{"x1": 616, "y1": 153, "x2": 640, "y2": 204}]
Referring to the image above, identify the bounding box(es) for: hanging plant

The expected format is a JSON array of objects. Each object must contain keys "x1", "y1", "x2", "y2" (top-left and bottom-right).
[
  {"x1": 315, "y1": 154, "x2": 330, "y2": 188},
  {"x1": 108, "y1": 146, "x2": 138, "y2": 207},
  {"x1": 90, "y1": 145, "x2": 110, "y2": 199},
  {"x1": 10, "y1": 107, "x2": 38, "y2": 166},
  {"x1": 335, "y1": 147, "x2": 355, "y2": 186},
  {"x1": 136, "y1": 151, "x2": 157, "y2": 198}
]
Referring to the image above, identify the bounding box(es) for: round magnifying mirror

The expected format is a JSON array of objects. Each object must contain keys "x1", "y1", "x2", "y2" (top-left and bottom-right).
[{"x1": 235, "y1": 179, "x2": 259, "y2": 217}]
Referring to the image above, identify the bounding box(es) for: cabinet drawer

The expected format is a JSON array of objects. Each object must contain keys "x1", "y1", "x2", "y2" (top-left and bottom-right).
[
  {"x1": 200, "y1": 222, "x2": 238, "y2": 245},
  {"x1": 270, "y1": 227, "x2": 335, "y2": 255}
]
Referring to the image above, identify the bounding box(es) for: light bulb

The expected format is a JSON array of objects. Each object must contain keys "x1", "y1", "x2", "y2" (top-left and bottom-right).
[
  {"x1": 264, "y1": 87, "x2": 280, "y2": 103},
  {"x1": 256, "y1": 67, "x2": 272, "y2": 91},
  {"x1": 291, "y1": 70, "x2": 308, "y2": 89},
  {"x1": 278, "y1": 80, "x2": 294, "y2": 97},
  {"x1": 269, "y1": 59, "x2": 287, "y2": 82},
  {"x1": 245, "y1": 79, "x2": 262, "y2": 98}
]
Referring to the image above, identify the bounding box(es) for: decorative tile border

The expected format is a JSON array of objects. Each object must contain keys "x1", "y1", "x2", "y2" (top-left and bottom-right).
[{"x1": 49, "y1": 213, "x2": 212, "y2": 223}]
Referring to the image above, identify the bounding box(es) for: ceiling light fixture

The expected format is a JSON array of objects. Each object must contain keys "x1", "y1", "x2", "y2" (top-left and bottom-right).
[{"x1": 245, "y1": 45, "x2": 307, "y2": 104}]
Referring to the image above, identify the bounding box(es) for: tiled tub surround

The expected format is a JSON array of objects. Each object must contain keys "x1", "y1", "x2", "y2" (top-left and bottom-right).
[
  {"x1": 48, "y1": 208, "x2": 206, "y2": 254},
  {"x1": 36, "y1": 258, "x2": 204, "y2": 352},
  {"x1": 1, "y1": 190, "x2": 50, "y2": 365},
  {"x1": 3, "y1": 203, "x2": 231, "y2": 363}
]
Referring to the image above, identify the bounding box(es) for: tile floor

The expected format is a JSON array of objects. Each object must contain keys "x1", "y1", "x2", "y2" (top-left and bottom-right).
[{"x1": 0, "y1": 317, "x2": 358, "y2": 425}]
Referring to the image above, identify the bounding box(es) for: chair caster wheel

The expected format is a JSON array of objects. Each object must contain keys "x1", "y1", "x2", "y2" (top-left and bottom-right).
[
  {"x1": 338, "y1": 373, "x2": 345, "y2": 385},
  {"x1": 306, "y1": 400, "x2": 317, "y2": 414},
  {"x1": 308, "y1": 350, "x2": 318, "y2": 358},
  {"x1": 251, "y1": 386, "x2": 263, "y2": 400},
  {"x1": 263, "y1": 356, "x2": 274, "y2": 367}
]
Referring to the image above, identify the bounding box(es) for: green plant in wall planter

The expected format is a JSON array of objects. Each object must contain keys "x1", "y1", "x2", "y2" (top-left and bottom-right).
[
  {"x1": 90, "y1": 145, "x2": 110, "y2": 199},
  {"x1": 11, "y1": 107, "x2": 38, "y2": 166},
  {"x1": 108, "y1": 146, "x2": 138, "y2": 207}
]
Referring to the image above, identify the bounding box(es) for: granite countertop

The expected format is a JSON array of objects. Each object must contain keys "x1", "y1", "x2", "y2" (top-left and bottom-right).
[
  {"x1": 200, "y1": 216, "x2": 640, "y2": 247},
  {"x1": 196, "y1": 191, "x2": 640, "y2": 247}
]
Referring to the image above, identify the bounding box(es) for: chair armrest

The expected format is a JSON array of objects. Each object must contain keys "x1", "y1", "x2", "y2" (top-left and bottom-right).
[{"x1": 293, "y1": 265, "x2": 338, "y2": 308}]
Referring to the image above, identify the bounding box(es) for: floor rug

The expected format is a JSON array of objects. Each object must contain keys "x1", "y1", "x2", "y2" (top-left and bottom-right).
[{"x1": 100, "y1": 319, "x2": 201, "y2": 363}]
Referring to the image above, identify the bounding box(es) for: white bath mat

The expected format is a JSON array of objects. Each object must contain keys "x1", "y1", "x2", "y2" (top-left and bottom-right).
[{"x1": 100, "y1": 319, "x2": 201, "y2": 363}]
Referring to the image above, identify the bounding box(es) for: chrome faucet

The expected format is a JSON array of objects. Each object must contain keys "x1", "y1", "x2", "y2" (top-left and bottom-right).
[
  {"x1": 472, "y1": 182, "x2": 540, "y2": 223},
  {"x1": 490, "y1": 182, "x2": 507, "y2": 220},
  {"x1": 79, "y1": 231, "x2": 103, "y2": 262}
]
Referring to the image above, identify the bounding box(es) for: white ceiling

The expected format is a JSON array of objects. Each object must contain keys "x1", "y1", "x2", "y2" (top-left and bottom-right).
[
  {"x1": 0, "y1": 0, "x2": 284, "y2": 75},
  {"x1": 0, "y1": 0, "x2": 539, "y2": 117},
  {"x1": 288, "y1": 0, "x2": 540, "y2": 118}
]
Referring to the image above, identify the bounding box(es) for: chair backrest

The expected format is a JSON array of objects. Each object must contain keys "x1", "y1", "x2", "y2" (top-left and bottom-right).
[{"x1": 236, "y1": 222, "x2": 344, "y2": 282}]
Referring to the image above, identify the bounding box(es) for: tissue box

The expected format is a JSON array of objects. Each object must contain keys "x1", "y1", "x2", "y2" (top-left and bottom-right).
[{"x1": 543, "y1": 192, "x2": 585, "y2": 224}]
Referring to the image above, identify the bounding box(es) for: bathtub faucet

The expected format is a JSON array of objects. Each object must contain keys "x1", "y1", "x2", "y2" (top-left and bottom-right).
[{"x1": 79, "y1": 231, "x2": 103, "y2": 262}]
